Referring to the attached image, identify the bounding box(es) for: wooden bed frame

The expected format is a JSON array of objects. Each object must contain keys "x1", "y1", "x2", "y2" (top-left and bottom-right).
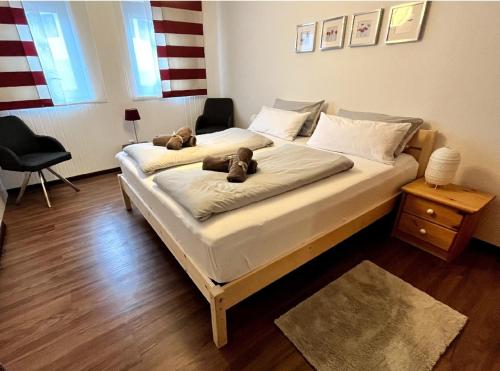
[{"x1": 117, "y1": 129, "x2": 436, "y2": 348}]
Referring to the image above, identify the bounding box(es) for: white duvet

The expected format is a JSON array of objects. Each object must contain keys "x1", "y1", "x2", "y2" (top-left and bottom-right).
[
  {"x1": 153, "y1": 145, "x2": 354, "y2": 220},
  {"x1": 122, "y1": 128, "x2": 273, "y2": 173}
]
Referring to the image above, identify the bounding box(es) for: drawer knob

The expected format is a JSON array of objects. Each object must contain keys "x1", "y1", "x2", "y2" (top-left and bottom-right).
[
  {"x1": 419, "y1": 228, "x2": 427, "y2": 235},
  {"x1": 426, "y1": 208, "x2": 435, "y2": 215}
]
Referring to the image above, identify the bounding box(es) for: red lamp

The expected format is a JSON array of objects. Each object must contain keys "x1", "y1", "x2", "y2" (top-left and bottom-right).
[{"x1": 125, "y1": 108, "x2": 141, "y2": 143}]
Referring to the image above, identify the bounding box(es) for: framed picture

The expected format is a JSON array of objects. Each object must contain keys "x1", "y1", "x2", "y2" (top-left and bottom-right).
[
  {"x1": 296, "y1": 22, "x2": 316, "y2": 53},
  {"x1": 320, "y1": 16, "x2": 347, "y2": 50},
  {"x1": 349, "y1": 9, "x2": 383, "y2": 47},
  {"x1": 385, "y1": 1, "x2": 428, "y2": 44}
]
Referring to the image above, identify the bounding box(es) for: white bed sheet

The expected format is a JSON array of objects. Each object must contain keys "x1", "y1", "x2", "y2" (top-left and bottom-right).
[{"x1": 116, "y1": 136, "x2": 418, "y2": 283}]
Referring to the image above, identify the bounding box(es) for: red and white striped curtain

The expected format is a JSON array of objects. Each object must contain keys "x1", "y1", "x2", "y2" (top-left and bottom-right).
[
  {"x1": 150, "y1": 1, "x2": 207, "y2": 98},
  {"x1": 0, "y1": 1, "x2": 53, "y2": 111}
]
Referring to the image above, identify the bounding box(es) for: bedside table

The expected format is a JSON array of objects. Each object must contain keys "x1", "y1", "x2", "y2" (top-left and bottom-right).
[{"x1": 393, "y1": 178, "x2": 495, "y2": 261}]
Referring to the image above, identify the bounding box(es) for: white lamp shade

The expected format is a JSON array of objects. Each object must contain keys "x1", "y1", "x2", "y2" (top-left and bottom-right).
[{"x1": 425, "y1": 147, "x2": 461, "y2": 186}]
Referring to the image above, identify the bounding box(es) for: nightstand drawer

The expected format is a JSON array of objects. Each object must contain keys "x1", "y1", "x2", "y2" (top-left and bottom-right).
[
  {"x1": 404, "y1": 195, "x2": 463, "y2": 230},
  {"x1": 398, "y1": 212, "x2": 457, "y2": 251}
]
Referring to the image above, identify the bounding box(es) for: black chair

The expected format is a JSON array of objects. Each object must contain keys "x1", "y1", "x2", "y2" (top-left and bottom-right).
[
  {"x1": 195, "y1": 98, "x2": 234, "y2": 135},
  {"x1": 0, "y1": 115, "x2": 79, "y2": 207}
]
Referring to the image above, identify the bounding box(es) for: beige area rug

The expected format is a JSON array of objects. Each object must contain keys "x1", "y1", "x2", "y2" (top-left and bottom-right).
[{"x1": 275, "y1": 261, "x2": 467, "y2": 371}]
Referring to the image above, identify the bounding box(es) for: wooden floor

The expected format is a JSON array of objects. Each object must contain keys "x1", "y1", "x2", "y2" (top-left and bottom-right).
[{"x1": 0, "y1": 172, "x2": 499, "y2": 371}]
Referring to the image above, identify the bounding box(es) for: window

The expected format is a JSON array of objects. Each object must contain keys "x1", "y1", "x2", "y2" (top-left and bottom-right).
[
  {"x1": 23, "y1": 1, "x2": 95, "y2": 105},
  {"x1": 121, "y1": 1, "x2": 161, "y2": 98}
]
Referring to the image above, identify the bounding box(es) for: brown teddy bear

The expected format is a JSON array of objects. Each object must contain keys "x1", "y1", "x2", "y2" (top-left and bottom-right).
[
  {"x1": 203, "y1": 155, "x2": 258, "y2": 174},
  {"x1": 167, "y1": 127, "x2": 193, "y2": 150},
  {"x1": 227, "y1": 147, "x2": 253, "y2": 182},
  {"x1": 152, "y1": 127, "x2": 197, "y2": 149},
  {"x1": 202, "y1": 148, "x2": 257, "y2": 183},
  {"x1": 152, "y1": 135, "x2": 171, "y2": 146}
]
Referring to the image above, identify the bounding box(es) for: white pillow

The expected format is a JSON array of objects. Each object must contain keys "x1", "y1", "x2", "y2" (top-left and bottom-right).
[
  {"x1": 248, "y1": 106, "x2": 310, "y2": 141},
  {"x1": 307, "y1": 113, "x2": 411, "y2": 164}
]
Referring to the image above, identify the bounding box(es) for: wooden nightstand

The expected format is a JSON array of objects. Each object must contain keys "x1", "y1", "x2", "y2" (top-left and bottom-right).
[{"x1": 393, "y1": 178, "x2": 495, "y2": 261}]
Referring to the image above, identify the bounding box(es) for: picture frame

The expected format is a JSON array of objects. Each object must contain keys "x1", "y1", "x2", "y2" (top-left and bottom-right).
[
  {"x1": 349, "y1": 9, "x2": 383, "y2": 47},
  {"x1": 385, "y1": 1, "x2": 428, "y2": 44},
  {"x1": 320, "y1": 16, "x2": 347, "y2": 50},
  {"x1": 296, "y1": 22, "x2": 316, "y2": 53}
]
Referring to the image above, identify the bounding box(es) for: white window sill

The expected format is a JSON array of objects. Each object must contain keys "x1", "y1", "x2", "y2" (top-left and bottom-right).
[
  {"x1": 132, "y1": 96, "x2": 163, "y2": 102},
  {"x1": 53, "y1": 100, "x2": 108, "y2": 107}
]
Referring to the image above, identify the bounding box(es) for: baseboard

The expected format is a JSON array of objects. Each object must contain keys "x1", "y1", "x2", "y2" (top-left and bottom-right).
[
  {"x1": 471, "y1": 237, "x2": 500, "y2": 250},
  {"x1": 7, "y1": 167, "x2": 120, "y2": 196},
  {"x1": 0, "y1": 221, "x2": 5, "y2": 257}
]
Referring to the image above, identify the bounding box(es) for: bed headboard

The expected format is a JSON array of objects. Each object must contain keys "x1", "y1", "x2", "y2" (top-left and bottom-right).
[{"x1": 403, "y1": 129, "x2": 437, "y2": 178}]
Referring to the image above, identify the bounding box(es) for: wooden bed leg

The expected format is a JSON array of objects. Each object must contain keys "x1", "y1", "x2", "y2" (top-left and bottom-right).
[
  {"x1": 117, "y1": 175, "x2": 132, "y2": 211},
  {"x1": 210, "y1": 296, "x2": 227, "y2": 348}
]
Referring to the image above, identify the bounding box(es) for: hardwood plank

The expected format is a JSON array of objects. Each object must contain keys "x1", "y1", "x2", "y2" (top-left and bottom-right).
[
  {"x1": 0, "y1": 221, "x2": 5, "y2": 258},
  {"x1": 0, "y1": 171, "x2": 498, "y2": 370}
]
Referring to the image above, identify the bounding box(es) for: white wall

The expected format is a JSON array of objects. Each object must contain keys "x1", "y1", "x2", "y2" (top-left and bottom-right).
[
  {"x1": 217, "y1": 1, "x2": 500, "y2": 246},
  {"x1": 0, "y1": 1, "x2": 221, "y2": 189}
]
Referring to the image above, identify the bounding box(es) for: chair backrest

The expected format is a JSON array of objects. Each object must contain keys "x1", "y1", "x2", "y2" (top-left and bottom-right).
[
  {"x1": 202, "y1": 98, "x2": 233, "y2": 126},
  {"x1": 0, "y1": 116, "x2": 40, "y2": 155}
]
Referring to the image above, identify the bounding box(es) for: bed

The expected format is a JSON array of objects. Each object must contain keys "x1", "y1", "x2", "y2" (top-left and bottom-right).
[{"x1": 117, "y1": 128, "x2": 436, "y2": 348}]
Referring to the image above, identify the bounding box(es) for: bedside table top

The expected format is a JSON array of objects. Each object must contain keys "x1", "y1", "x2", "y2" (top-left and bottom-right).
[{"x1": 402, "y1": 178, "x2": 495, "y2": 214}]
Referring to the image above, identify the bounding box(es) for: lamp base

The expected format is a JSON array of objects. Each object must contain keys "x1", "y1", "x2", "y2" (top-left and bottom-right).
[
  {"x1": 425, "y1": 180, "x2": 455, "y2": 190},
  {"x1": 132, "y1": 121, "x2": 139, "y2": 143}
]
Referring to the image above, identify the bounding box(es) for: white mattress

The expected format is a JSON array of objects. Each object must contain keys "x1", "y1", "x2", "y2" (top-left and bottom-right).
[{"x1": 117, "y1": 136, "x2": 418, "y2": 283}]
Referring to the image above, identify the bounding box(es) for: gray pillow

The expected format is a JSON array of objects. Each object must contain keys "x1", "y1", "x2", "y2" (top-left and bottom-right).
[
  {"x1": 273, "y1": 99, "x2": 325, "y2": 137},
  {"x1": 337, "y1": 109, "x2": 424, "y2": 156}
]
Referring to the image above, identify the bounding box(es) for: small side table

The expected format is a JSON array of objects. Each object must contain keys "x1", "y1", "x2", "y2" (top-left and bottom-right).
[{"x1": 393, "y1": 178, "x2": 495, "y2": 261}]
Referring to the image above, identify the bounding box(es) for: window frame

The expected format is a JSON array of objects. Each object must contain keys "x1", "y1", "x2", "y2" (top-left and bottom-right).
[
  {"x1": 120, "y1": 1, "x2": 162, "y2": 100},
  {"x1": 23, "y1": 1, "x2": 104, "y2": 106}
]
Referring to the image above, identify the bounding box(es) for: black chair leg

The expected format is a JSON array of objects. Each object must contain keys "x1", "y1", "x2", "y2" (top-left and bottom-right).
[
  {"x1": 16, "y1": 172, "x2": 32, "y2": 205},
  {"x1": 47, "y1": 167, "x2": 80, "y2": 192},
  {"x1": 38, "y1": 171, "x2": 51, "y2": 208}
]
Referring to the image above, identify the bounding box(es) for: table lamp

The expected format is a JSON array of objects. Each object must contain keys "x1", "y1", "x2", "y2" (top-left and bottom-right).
[
  {"x1": 125, "y1": 108, "x2": 141, "y2": 143},
  {"x1": 425, "y1": 147, "x2": 461, "y2": 187}
]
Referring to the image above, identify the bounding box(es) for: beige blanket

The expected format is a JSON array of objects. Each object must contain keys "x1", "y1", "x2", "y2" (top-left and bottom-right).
[
  {"x1": 123, "y1": 128, "x2": 273, "y2": 173},
  {"x1": 154, "y1": 144, "x2": 354, "y2": 221}
]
